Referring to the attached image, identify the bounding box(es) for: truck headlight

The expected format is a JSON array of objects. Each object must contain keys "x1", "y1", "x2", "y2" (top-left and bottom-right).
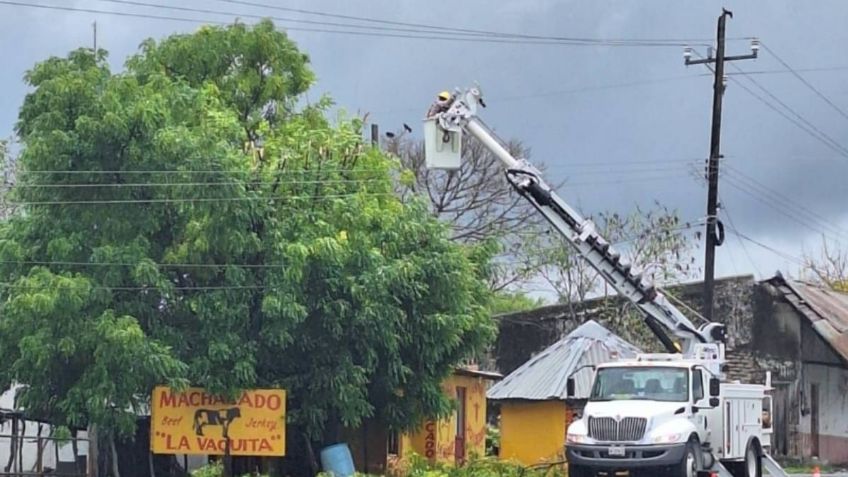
[
  {"x1": 567, "y1": 432, "x2": 589, "y2": 444},
  {"x1": 651, "y1": 433, "x2": 684, "y2": 444}
]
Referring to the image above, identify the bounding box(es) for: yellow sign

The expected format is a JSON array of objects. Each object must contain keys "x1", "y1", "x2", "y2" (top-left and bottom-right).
[{"x1": 150, "y1": 386, "x2": 286, "y2": 456}]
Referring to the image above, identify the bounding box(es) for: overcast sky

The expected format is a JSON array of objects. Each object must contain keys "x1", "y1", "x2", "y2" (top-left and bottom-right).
[{"x1": 2, "y1": 0, "x2": 847, "y2": 291}]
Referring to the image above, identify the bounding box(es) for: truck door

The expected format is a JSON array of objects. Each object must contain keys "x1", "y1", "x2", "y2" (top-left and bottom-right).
[{"x1": 691, "y1": 369, "x2": 708, "y2": 441}]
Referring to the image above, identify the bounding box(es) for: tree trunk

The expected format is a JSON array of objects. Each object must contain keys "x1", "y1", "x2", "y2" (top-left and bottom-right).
[
  {"x1": 109, "y1": 434, "x2": 121, "y2": 477},
  {"x1": 148, "y1": 451, "x2": 156, "y2": 477},
  {"x1": 304, "y1": 434, "x2": 318, "y2": 476},
  {"x1": 88, "y1": 425, "x2": 99, "y2": 477}
]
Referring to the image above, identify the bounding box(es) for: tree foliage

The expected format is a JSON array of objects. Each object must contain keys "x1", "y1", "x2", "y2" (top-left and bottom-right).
[{"x1": 0, "y1": 20, "x2": 495, "y2": 443}]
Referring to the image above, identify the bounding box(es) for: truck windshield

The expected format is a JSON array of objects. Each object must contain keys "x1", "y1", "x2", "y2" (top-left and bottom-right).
[{"x1": 589, "y1": 367, "x2": 689, "y2": 402}]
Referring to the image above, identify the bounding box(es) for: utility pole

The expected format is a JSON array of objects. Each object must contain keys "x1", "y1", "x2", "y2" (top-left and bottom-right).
[
  {"x1": 371, "y1": 123, "x2": 379, "y2": 147},
  {"x1": 93, "y1": 21, "x2": 97, "y2": 53},
  {"x1": 684, "y1": 9, "x2": 758, "y2": 321}
]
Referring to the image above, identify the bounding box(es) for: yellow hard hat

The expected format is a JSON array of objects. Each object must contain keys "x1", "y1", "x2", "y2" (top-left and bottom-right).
[{"x1": 438, "y1": 91, "x2": 451, "y2": 101}]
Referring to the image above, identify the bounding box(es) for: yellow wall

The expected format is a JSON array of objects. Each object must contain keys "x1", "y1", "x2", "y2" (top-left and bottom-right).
[
  {"x1": 499, "y1": 400, "x2": 568, "y2": 465},
  {"x1": 401, "y1": 373, "x2": 489, "y2": 465}
]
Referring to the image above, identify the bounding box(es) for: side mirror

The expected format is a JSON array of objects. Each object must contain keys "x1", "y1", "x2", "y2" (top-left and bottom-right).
[
  {"x1": 567, "y1": 378, "x2": 575, "y2": 398},
  {"x1": 709, "y1": 378, "x2": 720, "y2": 397}
]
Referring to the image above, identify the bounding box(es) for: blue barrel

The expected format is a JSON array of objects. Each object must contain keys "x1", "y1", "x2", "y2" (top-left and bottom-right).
[{"x1": 320, "y1": 443, "x2": 355, "y2": 477}]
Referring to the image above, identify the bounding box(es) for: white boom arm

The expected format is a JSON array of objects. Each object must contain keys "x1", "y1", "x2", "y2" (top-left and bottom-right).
[{"x1": 427, "y1": 85, "x2": 727, "y2": 359}]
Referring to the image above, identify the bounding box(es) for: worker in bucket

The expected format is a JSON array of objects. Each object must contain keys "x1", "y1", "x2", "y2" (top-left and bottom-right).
[{"x1": 426, "y1": 91, "x2": 453, "y2": 118}]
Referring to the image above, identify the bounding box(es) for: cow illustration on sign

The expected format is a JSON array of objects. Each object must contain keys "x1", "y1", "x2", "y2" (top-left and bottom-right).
[{"x1": 193, "y1": 407, "x2": 241, "y2": 437}]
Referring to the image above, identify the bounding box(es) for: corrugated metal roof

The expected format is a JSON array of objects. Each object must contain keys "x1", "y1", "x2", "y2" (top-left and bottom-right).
[
  {"x1": 454, "y1": 367, "x2": 503, "y2": 380},
  {"x1": 774, "y1": 277, "x2": 848, "y2": 364},
  {"x1": 487, "y1": 320, "x2": 641, "y2": 401}
]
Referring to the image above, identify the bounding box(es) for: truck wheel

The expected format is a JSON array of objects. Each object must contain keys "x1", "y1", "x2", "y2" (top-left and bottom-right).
[
  {"x1": 742, "y1": 441, "x2": 762, "y2": 477},
  {"x1": 567, "y1": 463, "x2": 591, "y2": 477},
  {"x1": 672, "y1": 440, "x2": 701, "y2": 477}
]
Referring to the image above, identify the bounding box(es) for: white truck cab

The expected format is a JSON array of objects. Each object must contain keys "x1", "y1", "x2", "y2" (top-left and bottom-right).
[{"x1": 565, "y1": 352, "x2": 768, "y2": 477}]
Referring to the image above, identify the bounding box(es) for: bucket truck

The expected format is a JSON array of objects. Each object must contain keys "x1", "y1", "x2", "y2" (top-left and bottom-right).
[{"x1": 422, "y1": 85, "x2": 788, "y2": 477}]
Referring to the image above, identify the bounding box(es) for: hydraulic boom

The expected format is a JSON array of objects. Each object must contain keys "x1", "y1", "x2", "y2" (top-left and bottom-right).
[{"x1": 426, "y1": 86, "x2": 727, "y2": 364}]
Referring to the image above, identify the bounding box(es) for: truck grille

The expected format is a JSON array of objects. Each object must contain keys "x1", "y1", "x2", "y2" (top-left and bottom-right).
[{"x1": 587, "y1": 417, "x2": 647, "y2": 442}]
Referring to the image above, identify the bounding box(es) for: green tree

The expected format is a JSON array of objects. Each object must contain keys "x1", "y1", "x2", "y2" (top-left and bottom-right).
[
  {"x1": 489, "y1": 291, "x2": 546, "y2": 315},
  {"x1": 0, "y1": 20, "x2": 494, "y2": 454}
]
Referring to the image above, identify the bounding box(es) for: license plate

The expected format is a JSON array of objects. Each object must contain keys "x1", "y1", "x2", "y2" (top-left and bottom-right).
[{"x1": 608, "y1": 446, "x2": 625, "y2": 457}]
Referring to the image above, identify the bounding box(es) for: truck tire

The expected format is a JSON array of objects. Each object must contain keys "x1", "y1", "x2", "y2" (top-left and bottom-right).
[
  {"x1": 725, "y1": 440, "x2": 762, "y2": 477},
  {"x1": 568, "y1": 463, "x2": 591, "y2": 477},
  {"x1": 742, "y1": 440, "x2": 762, "y2": 477},
  {"x1": 671, "y1": 439, "x2": 701, "y2": 477}
]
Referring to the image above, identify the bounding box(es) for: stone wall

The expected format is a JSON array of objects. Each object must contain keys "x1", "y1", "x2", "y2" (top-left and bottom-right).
[{"x1": 492, "y1": 275, "x2": 757, "y2": 375}]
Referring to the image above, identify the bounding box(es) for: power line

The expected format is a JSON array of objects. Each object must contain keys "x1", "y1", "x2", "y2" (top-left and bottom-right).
[
  {"x1": 719, "y1": 196, "x2": 763, "y2": 277},
  {"x1": 10, "y1": 178, "x2": 387, "y2": 189},
  {"x1": 722, "y1": 167, "x2": 848, "y2": 241},
  {"x1": 0, "y1": 1, "x2": 704, "y2": 47},
  {"x1": 7, "y1": 191, "x2": 394, "y2": 206},
  {"x1": 3, "y1": 173, "x2": 694, "y2": 207},
  {"x1": 690, "y1": 48, "x2": 848, "y2": 161},
  {"x1": 92, "y1": 0, "x2": 561, "y2": 40},
  {"x1": 1, "y1": 260, "x2": 284, "y2": 269},
  {"x1": 6, "y1": 160, "x2": 702, "y2": 186},
  {"x1": 727, "y1": 62, "x2": 848, "y2": 158},
  {"x1": 214, "y1": 0, "x2": 719, "y2": 46},
  {"x1": 372, "y1": 75, "x2": 708, "y2": 115},
  {"x1": 726, "y1": 74, "x2": 848, "y2": 159},
  {"x1": 0, "y1": 282, "x2": 271, "y2": 291},
  {"x1": 724, "y1": 227, "x2": 805, "y2": 267},
  {"x1": 722, "y1": 163, "x2": 848, "y2": 238},
  {"x1": 8, "y1": 158, "x2": 704, "y2": 177},
  {"x1": 721, "y1": 174, "x2": 846, "y2": 245},
  {"x1": 726, "y1": 65, "x2": 848, "y2": 76},
  {"x1": 658, "y1": 287, "x2": 708, "y2": 325},
  {"x1": 761, "y1": 42, "x2": 848, "y2": 123},
  {"x1": 13, "y1": 168, "x2": 389, "y2": 176}
]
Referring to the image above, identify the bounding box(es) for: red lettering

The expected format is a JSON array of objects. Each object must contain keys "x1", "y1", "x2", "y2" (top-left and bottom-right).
[
  {"x1": 166, "y1": 435, "x2": 177, "y2": 450},
  {"x1": 159, "y1": 391, "x2": 177, "y2": 408},
  {"x1": 238, "y1": 393, "x2": 253, "y2": 407},
  {"x1": 178, "y1": 436, "x2": 190, "y2": 450},
  {"x1": 189, "y1": 392, "x2": 201, "y2": 406},
  {"x1": 253, "y1": 393, "x2": 266, "y2": 408},
  {"x1": 178, "y1": 393, "x2": 189, "y2": 407},
  {"x1": 259, "y1": 439, "x2": 272, "y2": 452},
  {"x1": 424, "y1": 420, "x2": 436, "y2": 459},
  {"x1": 266, "y1": 394, "x2": 281, "y2": 411}
]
